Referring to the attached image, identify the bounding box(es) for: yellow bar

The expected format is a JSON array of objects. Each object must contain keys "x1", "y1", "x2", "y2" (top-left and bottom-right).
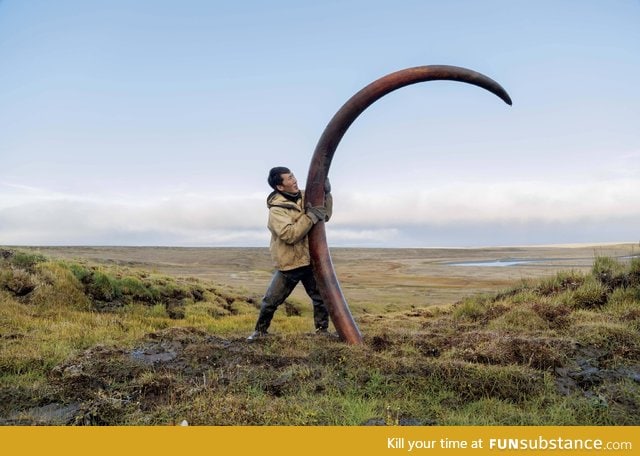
[{"x1": 2, "y1": 426, "x2": 638, "y2": 456}]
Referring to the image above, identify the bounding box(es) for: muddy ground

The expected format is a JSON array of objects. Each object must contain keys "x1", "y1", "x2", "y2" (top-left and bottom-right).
[{"x1": 3, "y1": 323, "x2": 638, "y2": 425}]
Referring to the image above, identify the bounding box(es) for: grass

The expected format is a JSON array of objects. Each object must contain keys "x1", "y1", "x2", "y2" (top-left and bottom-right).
[{"x1": 1, "y1": 247, "x2": 639, "y2": 425}]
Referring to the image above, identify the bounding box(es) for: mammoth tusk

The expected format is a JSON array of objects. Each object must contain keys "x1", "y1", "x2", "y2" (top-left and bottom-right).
[{"x1": 305, "y1": 65, "x2": 512, "y2": 344}]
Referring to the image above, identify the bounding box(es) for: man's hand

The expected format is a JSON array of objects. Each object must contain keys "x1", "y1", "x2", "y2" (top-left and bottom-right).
[{"x1": 306, "y1": 205, "x2": 327, "y2": 224}]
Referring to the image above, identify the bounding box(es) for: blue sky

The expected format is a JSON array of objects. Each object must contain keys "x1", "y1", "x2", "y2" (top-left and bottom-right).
[{"x1": 1, "y1": 0, "x2": 639, "y2": 247}]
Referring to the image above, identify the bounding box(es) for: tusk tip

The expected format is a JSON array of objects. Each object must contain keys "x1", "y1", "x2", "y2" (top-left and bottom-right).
[
  {"x1": 498, "y1": 90, "x2": 513, "y2": 106},
  {"x1": 499, "y1": 93, "x2": 513, "y2": 106}
]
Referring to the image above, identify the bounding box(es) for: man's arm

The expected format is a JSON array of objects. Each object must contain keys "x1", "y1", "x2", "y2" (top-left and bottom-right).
[{"x1": 268, "y1": 206, "x2": 315, "y2": 245}]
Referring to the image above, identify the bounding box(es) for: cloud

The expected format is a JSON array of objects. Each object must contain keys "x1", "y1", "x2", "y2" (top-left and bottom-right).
[
  {"x1": 0, "y1": 184, "x2": 269, "y2": 245},
  {"x1": 325, "y1": 228, "x2": 400, "y2": 246},
  {"x1": 333, "y1": 179, "x2": 640, "y2": 226},
  {"x1": 1, "y1": 178, "x2": 638, "y2": 246}
]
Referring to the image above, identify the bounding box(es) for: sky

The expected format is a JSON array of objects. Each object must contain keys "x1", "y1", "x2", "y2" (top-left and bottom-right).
[{"x1": 1, "y1": 0, "x2": 639, "y2": 248}]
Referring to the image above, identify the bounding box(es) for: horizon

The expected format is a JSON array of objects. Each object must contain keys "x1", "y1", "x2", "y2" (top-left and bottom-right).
[{"x1": 4, "y1": 241, "x2": 639, "y2": 251}]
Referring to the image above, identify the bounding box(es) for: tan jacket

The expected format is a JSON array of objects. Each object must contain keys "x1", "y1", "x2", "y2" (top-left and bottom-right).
[{"x1": 267, "y1": 190, "x2": 333, "y2": 271}]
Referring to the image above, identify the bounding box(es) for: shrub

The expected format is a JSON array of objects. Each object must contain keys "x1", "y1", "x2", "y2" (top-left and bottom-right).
[
  {"x1": 87, "y1": 271, "x2": 122, "y2": 302},
  {"x1": 0, "y1": 268, "x2": 36, "y2": 297},
  {"x1": 607, "y1": 287, "x2": 638, "y2": 309},
  {"x1": 628, "y1": 258, "x2": 640, "y2": 287},
  {"x1": 536, "y1": 271, "x2": 584, "y2": 296},
  {"x1": 432, "y1": 360, "x2": 544, "y2": 402},
  {"x1": 9, "y1": 251, "x2": 47, "y2": 272},
  {"x1": 67, "y1": 263, "x2": 92, "y2": 284},
  {"x1": 606, "y1": 288, "x2": 640, "y2": 330},
  {"x1": 531, "y1": 301, "x2": 572, "y2": 329},
  {"x1": 453, "y1": 297, "x2": 487, "y2": 321},
  {"x1": 572, "y1": 276, "x2": 609, "y2": 309},
  {"x1": 573, "y1": 321, "x2": 640, "y2": 356},
  {"x1": 489, "y1": 306, "x2": 549, "y2": 332},
  {"x1": 120, "y1": 276, "x2": 158, "y2": 304},
  {"x1": 30, "y1": 262, "x2": 91, "y2": 311},
  {"x1": 592, "y1": 256, "x2": 628, "y2": 289}
]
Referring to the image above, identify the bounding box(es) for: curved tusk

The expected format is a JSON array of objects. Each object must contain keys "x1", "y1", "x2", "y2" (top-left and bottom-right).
[{"x1": 305, "y1": 65, "x2": 512, "y2": 344}]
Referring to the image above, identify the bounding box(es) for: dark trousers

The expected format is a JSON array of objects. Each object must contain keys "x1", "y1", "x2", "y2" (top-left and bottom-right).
[{"x1": 254, "y1": 265, "x2": 329, "y2": 332}]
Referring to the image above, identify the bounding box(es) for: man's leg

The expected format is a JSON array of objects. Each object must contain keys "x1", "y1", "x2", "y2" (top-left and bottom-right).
[
  {"x1": 253, "y1": 270, "x2": 297, "y2": 334},
  {"x1": 300, "y1": 266, "x2": 330, "y2": 331}
]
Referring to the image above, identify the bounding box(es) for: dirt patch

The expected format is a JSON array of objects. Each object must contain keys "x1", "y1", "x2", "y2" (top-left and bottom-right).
[{"x1": 555, "y1": 345, "x2": 640, "y2": 395}]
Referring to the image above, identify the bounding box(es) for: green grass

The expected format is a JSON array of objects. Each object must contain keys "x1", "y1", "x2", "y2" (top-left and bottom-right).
[{"x1": 1, "y1": 248, "x2": 639, "y2": 425}]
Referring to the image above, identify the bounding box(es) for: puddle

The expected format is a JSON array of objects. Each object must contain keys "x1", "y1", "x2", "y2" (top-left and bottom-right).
[
  {"x1": 447, "y1": 258, "x2": 554, "y2": 267},
  {"x1": 131, "y1": 347, "x2": 178, "y2": 364},
  {"x1": 3, "y1": 402, "x2": 82, "y2": 425},
  {"x1": 448, "y1": 254, "x2": 638, "y2": 268}
]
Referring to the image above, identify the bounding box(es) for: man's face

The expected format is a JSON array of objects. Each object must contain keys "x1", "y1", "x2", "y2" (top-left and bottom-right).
[{"x1": 277, "y1": 172, "x2": 299, "y2": 194}]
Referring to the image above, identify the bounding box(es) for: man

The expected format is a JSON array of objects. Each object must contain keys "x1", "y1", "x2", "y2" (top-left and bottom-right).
[{"x1": 247, "y1": 166, "x2": 332, "y2": 341}]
